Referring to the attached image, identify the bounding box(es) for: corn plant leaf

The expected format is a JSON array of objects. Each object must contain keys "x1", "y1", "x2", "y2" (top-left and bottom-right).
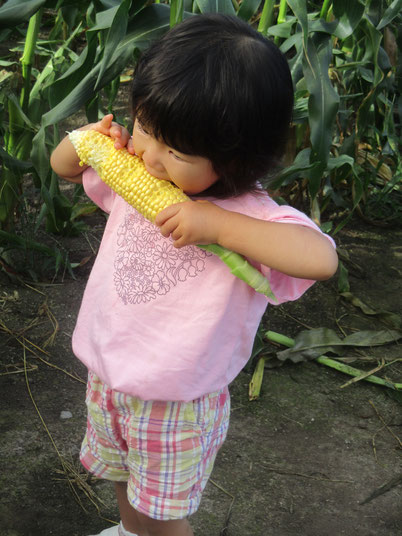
[
  {"x1": 327, "y1": 154, "x2": 355, "y2": 171},
  {"x1": 271, "y1": 148, "x2": 317, "y2": 188},
  {"x1": 286, "y1": 0, "x2": 308, "y2": 52},
  {"x1": 337, "y1": 260, "x2": 350, "y2": 293},
  {"x1": 195, "y1": 0, "x2": 236, "y2": 15},
  {"x1": 0, "y1": 0, "x2": 46, "y2": 28},
  {"x1": 280, "y1": 31, "x2": 303, "y2": 54},
  {"x1": 89, "y1": 4, "x2": 119, "y2": 31},
  {"x1": 30, "y1": 126, "x2": 49, "y2": 182},
  {"x1": 29, "y1": 21, "x2": 85, "y2": 105},
  {"x1": 70, "y1": 203, "x2": 98, "y2": 221},
  {"x1": 309, "y1": 19, "x2": 339, "y2": 36},
  {"x1": 387, "y1": 389, "x2": 402, "y2": 406},
  {"x1": 0, "y1": 59, "x2": 17, "y2": 66},
  {"x1": 268, "y1": 18, "x2": 297, "y2": 38},
  {"x1": 94, "y1": 0, "x2": 131, "y2": 91},
  {"x1": 360, "y1": 16, "x2": 384, "y2": 85},
  {"x1": 355, "y1": 18, "x2": 385, "y2": 137},
  {"x1": 97, "y1": 0, "x2": 122, "y2": 8},
  {"x1": 332, "y1": 0, "x2": 365, "y2": 39},
  {"x1": 288, "y1": 45, "x2": 304, "y2": 85},
  {"x1": 302, "y1": 32, "x2": 340, "y2": 199},
  {"x1": 275, "y1": 327, "x2": 402, "y2": 363},
  {"x1": 341, "y1": 292, "x2": 402, "y2": 330},
  {"x1": 237, "y1": 0, "x2": 262, "y2": 21},
  {"x1": 45, "y1": 31, "x2": 97, "y2": 106},
  {"x1": 7, "y1": 93, "x2": 37, "y2": 131},
  {"x1": 377, "y1": 0, "x2": 402, "y2": 30},
  {"x1": 41, "y1": 4, "x2": 171, "y2": 127},
  {"x1": 89, "y1": 0, "x2": 147, "y2": 29},
  {"x1": 342, "y1": 330, "x2": 402, "y2": 346},
  {"x1": 0, "y1": 229, "x2": 71, "y2": 276},
  {"x1": 38, "y1": 183, "x2": 59, "y2": 232},
  {"x1": 0, "y1": 146, "x2": 33, "y2": 172},
  {"x1": 170, "y1": 0, "x2": 185, "y2": 27},
  {"x1": 129, "y1": 0, "x2": 150, "y2": 18},
  {"x1": 250, "y1": 326, "x2": 266, "y2": 362},
  {"x1": 276, "y1": 327, "x2": 343, "y2": 363}
]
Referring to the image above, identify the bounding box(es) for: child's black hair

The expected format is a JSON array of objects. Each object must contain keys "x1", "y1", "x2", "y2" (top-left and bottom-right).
[{"x1": 130, "y1": 14, "x2": 294, "y2": 198}]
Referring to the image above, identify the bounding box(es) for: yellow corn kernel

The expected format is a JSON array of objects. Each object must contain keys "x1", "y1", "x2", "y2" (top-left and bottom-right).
[{"x1": 68, "y1": 130, "x2": 189, "y2": 222}]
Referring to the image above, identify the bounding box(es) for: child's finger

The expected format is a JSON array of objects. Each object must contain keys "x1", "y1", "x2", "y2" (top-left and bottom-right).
[
  {"x1": 110, "y1": 125, "x2": 133, "y2": 150},
  {"x1": 92, "y1": 114, "x2": 114, "y2": 135},
  {"x1": 127, "y1": 137, "x2": 135, "y2": 154},
  {"x1": 99, "y1": 114, "x2": 114, "y2": 130},
  {"x1": 116, "y1": 128, "x2": 131, "y2": 148},
  {"x1": 171, "y1": 234, "x2": 191, "y2": 248},
  {"x1": 155, "y1": 204, "x2": 182, "y2": 227},
  {"x1": 110, "y1": 126, "x2": 123, "y2": 148},
  {"x1": 158, "y1": 216, "x2": 180, "y2": 238},
  {"x1": 110, "y1": 127, "x2": 121, "y2": 137}
]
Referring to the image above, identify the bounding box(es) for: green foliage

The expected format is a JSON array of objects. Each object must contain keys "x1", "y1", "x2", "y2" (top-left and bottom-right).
[
  {"x1": 0, "y1": 0, "x2": 171, "y2": 275},
  {"x1": 267, "y1": 0, "x2": 402, "y2": 229},
  {"x1": 0, "y1": 0, "x2": 401, "y2": 277}
]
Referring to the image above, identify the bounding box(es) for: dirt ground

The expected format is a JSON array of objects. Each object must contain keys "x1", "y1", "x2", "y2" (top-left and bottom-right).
[{"x1": 1, "y1": 212, "x2": 401, "y2": 536}]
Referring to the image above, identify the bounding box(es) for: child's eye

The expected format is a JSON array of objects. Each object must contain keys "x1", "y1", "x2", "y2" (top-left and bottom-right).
[
  {"x1": 169, "y1": 150, "x2": 184, "y2": 161},
  {"x1": 137, "y1": 121, "x2": 149, "y2": 135}
]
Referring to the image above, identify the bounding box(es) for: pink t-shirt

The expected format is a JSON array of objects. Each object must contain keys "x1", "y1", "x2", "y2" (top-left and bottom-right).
[{"x1": 72, "y1": 169, "x2": 335, "y2": 401}]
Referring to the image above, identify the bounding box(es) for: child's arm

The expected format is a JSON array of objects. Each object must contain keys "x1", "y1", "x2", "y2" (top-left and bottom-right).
[
  {"x1": 155, "y1": 201, "x2": 338, "y2": 281},
  {"x1": 50, "y1": 114, "x2": 133, "y2": 182}
]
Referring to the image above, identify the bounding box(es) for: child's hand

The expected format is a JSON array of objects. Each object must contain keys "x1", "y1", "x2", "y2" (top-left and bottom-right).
[
  {"x1": 155, "y1": 200, "x2": 226, "y2": 248},
  {"x1": 91, "y1": 114, "x2": 135, "y2": 154}
]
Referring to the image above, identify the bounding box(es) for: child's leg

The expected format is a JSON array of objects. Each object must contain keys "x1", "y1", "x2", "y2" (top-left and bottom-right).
[
  {"x1": 115, "y1": 482, "x2": 193, "y2": 536},
  {"x1": 114, "y1": 482, "x2": 143, "y2": 534}
]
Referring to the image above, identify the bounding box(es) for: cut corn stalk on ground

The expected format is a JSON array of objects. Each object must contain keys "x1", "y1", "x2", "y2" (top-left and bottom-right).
[
  {"x1": 265, "y1": 330, "x2": 402, "y2": 391},
  {"x1": 69, "y1": 129, "x2": 276, "y2": 300},
  {"x1": 249, "y1": 356, "x2": 266, "y2": 400}
]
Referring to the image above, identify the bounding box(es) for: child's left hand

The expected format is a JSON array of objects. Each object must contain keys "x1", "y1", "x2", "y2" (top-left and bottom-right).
[{"x1": 155, "y1": 200, "x2": 226, "y2": 248}]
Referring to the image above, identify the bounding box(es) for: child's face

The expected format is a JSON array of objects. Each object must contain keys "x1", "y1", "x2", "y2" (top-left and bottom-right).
[{"x1": 132, "y1": 120, "x2": 219, "y2": 195}]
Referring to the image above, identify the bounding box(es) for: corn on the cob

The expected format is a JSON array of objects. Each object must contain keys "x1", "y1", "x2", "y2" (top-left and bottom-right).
[
  {"x1": 69, "y1": 129, "x2": 276, "y2": 300},
  {"x1": 69, "y1": 129, "x2": 189, "y2": 222}
]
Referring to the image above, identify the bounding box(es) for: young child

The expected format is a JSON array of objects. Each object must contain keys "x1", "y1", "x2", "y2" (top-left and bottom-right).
[{"x1": 51, "y1": 14, "x2": 337, "y2": 536}]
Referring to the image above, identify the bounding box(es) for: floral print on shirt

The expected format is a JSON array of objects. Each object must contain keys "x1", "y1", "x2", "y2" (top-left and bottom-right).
[{"x1": 114, "y1": 206, "x2": 211, "y2": 304}]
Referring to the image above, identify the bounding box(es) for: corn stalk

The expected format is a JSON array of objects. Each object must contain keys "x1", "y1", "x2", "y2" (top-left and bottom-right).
[
  {"x1": 1, "y1": 9, "x2": 43, "y2": 229},
  {"x1": 258, "y1": 0, "x2": 275, "y2": 35},
  {"x1": 265, "y1": 330, "x2": 402, "y2": 391}
]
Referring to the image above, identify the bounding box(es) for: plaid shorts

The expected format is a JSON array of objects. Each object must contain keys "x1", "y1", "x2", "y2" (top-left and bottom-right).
[{"x1": 80, "y1": 371, "x2": 230, "y2": 520}]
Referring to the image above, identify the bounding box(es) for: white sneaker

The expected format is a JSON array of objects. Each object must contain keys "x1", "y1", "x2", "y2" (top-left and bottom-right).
[
  {"x1": 88, "y1": 523, "x2": 139, "y2": 536},
  {"x1": 88, "y1": 525, "x2": 120, "y2": 536}
]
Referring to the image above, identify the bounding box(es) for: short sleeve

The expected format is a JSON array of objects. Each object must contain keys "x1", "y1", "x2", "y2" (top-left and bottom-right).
[
  {"x1": 258, "y1": 205, "x2": 336, "y2": 305},
  {"x1": 83, "y1": 167, "x2": 116, "y2": 214},
  {"x1": 212, "y1": 193, "x2": 336, "y2": 306}
]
